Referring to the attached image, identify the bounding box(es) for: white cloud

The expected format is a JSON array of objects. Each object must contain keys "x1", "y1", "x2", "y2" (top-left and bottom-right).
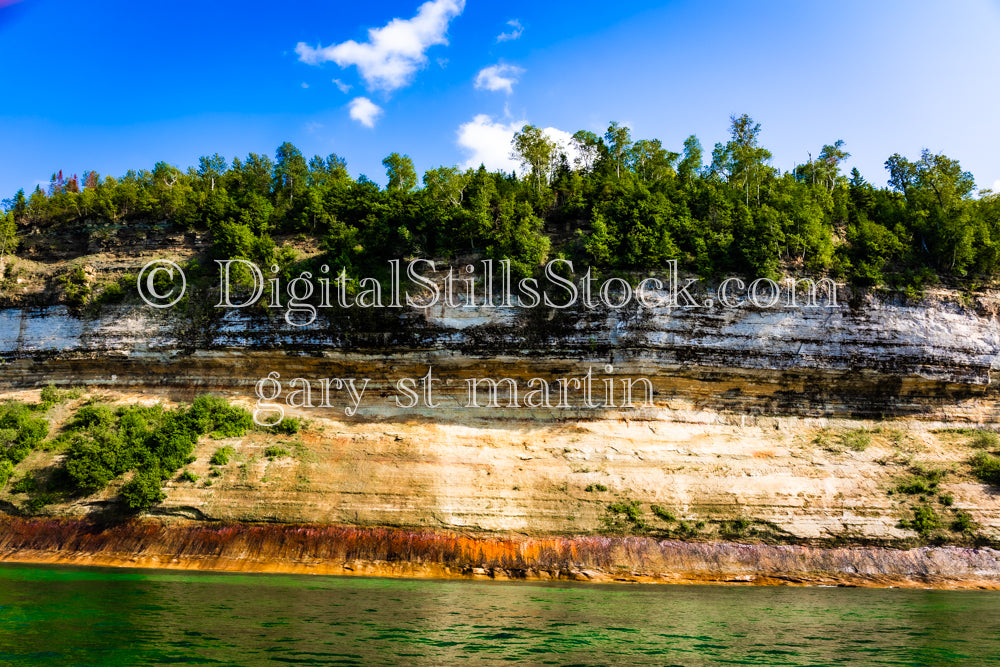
[
  {"x1": 993, "y1": 179, "x2": 1000, "y2": 192},
  {"x1": 474, "y1": 63, "x2": 524, "y2": 94},
  {"x1": 457, "y1": 114, "x2": 525, "y2": 171},
  {"x1": 456, "y1": 114, "x2": 578, "y2": 172},
  {"x1": 544, "y1": 127, "x2": 581, "y2": 167},
  {"x1": 348, "y1": 97, "x2": 383, "y2": 128},
  {"x1": 295, "y1": 0, "x2": 465, "y2": 93},
  {"x1": 301, "y1": 82, "x2": 310, "y2": 89},
  {"x1": 496, "y1": 19, "x2": 523, "y2": 42},
  {"x1": 332, "y1": 78, "x2": 352, "y2": 93}
]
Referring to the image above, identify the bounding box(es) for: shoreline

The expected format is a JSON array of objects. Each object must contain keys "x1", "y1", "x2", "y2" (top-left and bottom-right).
[{"x1": 2, "y1": 517, "x2": 1000, "y2": 590}]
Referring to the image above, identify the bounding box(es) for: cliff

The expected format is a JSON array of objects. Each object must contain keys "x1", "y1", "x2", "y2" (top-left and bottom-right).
[{"x1": 2, "y1": 242, "x2": 1000, "y2": 584}]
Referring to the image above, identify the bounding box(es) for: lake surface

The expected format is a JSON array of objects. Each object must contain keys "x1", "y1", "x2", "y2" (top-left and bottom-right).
[{"x1": 0, "y1": 564, "x2": 998, "y2": 665}]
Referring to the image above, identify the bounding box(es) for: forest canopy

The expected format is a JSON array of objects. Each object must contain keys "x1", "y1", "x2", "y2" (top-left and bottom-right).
[{"x1": 3, "y1": 114, "x2": 999, "y2": 293}]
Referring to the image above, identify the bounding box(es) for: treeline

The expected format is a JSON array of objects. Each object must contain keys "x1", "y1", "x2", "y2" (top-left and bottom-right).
[{"x1": 4, "y1": 113, "x2": 1000, "y2": 289}]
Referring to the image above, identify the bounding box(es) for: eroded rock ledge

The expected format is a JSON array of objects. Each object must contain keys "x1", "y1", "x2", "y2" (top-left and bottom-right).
[{"x1": 1, "y1": 517, "x2": 999, "y2": 589}]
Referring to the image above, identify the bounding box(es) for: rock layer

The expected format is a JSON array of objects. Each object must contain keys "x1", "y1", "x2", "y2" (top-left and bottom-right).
[{"x1": 2, "y1": 277, "x2": 1000, "y2": 585}]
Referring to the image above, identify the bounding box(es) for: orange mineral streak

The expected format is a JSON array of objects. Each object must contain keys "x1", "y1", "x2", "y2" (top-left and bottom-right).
[{"x1": 3, "y1": 517, "x2": 1000, "y2": 589}]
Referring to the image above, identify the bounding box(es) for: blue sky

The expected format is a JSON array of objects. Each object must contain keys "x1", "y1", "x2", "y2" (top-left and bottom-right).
[{"x1": 1, "y1": 0, "x2": 999, "y2": 198}]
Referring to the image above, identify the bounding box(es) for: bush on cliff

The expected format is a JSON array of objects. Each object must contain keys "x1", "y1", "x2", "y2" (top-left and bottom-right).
[
  {"x1": 67, "y1": 404, "x2": 116, "y2": 430},
  {"x1": 120, "y1": 469, "x2": 166, "y2": 510},
  {"x1": 263, "y1": 445, "x2": 291, "y2": 459},
  {"x1": 37, "y1": 383, "x2": 83, "y2": 410},
  {"x1": 59, "y1": 395, "x2": 252, "y2": 511},
  {"x1": 266, "y1": 417, "x2": 301, "y2": 435},
  {"x1": 970, "y1": 451, "x2": 1000, "y2": 486},
  {"x1": 187, "y1": 395, "x2": 253, "y2": 438},
  {"x1": 898, "y1": 505, "x2": 941, "y2": 537},
  {"x1": 0, "y1": 460, "x2": 13, "y2": 487},
  {"x1": 602, "y1": 500, "x2": 647, "y2": 534},
  {"x1": 209, "y1": 446, "x2": 235, "y2": 466},
  {"x1": 0, "y1": 400, "x2": 49, "y2": 465},
  {"x1": 64, "y1": 433, "x2": 126, "y2": 493},
  {"x1": 968, "y1": 429, "x2": 999, "y2": 449}
]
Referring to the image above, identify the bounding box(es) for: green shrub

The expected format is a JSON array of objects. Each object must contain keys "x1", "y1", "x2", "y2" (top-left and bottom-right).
[
  {"x1": 22, "y1": 493, "x2": 54, "y2": 514},
  {"x1": 57, "y1": 396, "x2": 248, "y2": 511},
  {"x1": 970, "y1": 429, "x2": 1000, "y2": 449},
  {"x1": 585, "y1": 483, "x2": 608, "y2": 492},
  {"x1": 210, "y1": 446, "x2": 235, "y2": 466},
  {"x1": 674, "y1": 520, "x2": 705, "y2": 538},
  {"x1": 899, "y1": 505, "x2": 940, "y2": 537},
  {"x1": 263, "y1": 446, "x2": 291, "y2": 459},
  {"x1": 38, "y1": 383, "x2": 82, "y2": 408},
  {"x1": 94, "y1": 282, "x2": 125, "y2": 305},
  {"x1": 607, "y1": 500, "x2": 644, "y2": 522},
  {"x1": 893, "y1": 477, "x2": 936, "y2": 495},
  {"x1": 268, "y1": 417, "x2": 301, "y2": 435},
  {"x1": 120, "y1": 470, "x2": 166, "y2": 510},
  {"x1": 67, "y1": 405, "x2": 115, "y2": 431},
  {"x1": 602, "y1": 500, "x2": 646, "y2": 534},
  {"x1": 188, "y1": 395, "x2": 252, "y2": 438},
  {"x1": 720, "y1": 517, "x2": 753, "y2": 537},
  {"x1": 650, "y1": 505, "x2": 675, "y2": 522},
  {"x1": 145, "y1": 412, "x2": 198, "y2": 472},
  {"x1": 970, "y1": 451, "x2": 1000, "y2": 486},
  {"x1": 0, "y1": 460, "x2": 14, "y2": 487},
  {"x1": 60, "y1": 267, "x2": 91, "y2": 308},
  {"x1": 951, "y1": 512, "x2": 976, "y2": 534},
  {"x1": 1, "y1": 438, "x2": 32, "y2": 465},
  {"x1": 39, "y1": 384, "x2": 60, "y2": 407},
  {"x1": 892, "y1": 465, "x2": 946, "y2": 496},
  {"x1": 179, "y1": 470, "x2": 198, "y2": 483},
  {"x1": 64, "y1": 435, "x2": 122, "y2": 493},
  {"x1": 11, "y1": 475, "x2": 37, "y2": 494},
  {"x1": 0, "y1": 400, "x2": 49, "y2": 463},
  {"x1": 840, "y1": 429, "x2": 872, "y2": 452}
]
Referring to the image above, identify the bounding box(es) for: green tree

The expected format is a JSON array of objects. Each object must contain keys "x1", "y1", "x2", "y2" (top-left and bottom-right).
[
  {"x1": 630, "y1": 139, "x2": 677, "y2": 184},
  {"x1": 422, "y1": 166, "x2": 467, "y2": 206},
  {"x1": 273, "y1": 142, "x2": 309, "y2": 209},
  {"x1": 0, "y1": 211, "x2": 17, "y2": 277},
  {"x1": 482, "y1": 198, "x2": 550, "y2": 276},
  {"x1": 382, "y1": 152, "x2": 418, "y2": 192},
  {"x1": 886, "y1": 149, "x2": 976, "y2": 273},
  {"x1": 604, "y1": 121, "x2": 632, "y2": 179},
  {"x1": 240, "y1": 152, "x2": 276, "y2": 196},
  {"x1": 570, "y1": 130, "x2": 601, "y2": 172},
  {"x1": 512, "y1": 124, "x2": 557, "y2": 192},
  {"x1": 677, "y1": 135, "x2": 703, "y2": 183},
  {"x1": 817, "y1": 140, "x2": 850, "y2": 191},
  {"x1": 714, "y1": 114, "x2": 773, "y2": 206},
  {"x1": 197, "y1": 154, "x2": 227, "y2": 191},
  {"x1": 797, "y1": 140, "x2": 850, "y2": 191}
]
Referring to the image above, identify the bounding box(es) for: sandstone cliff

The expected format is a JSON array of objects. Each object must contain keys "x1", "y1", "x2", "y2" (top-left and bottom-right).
[{"x1": 2, "y1": 243, "x2": 1000, "y2": 584}]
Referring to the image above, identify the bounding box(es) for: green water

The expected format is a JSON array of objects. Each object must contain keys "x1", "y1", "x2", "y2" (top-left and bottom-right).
[{"x1": 0, "y1": 565, "x2": 998, "y2": 665}]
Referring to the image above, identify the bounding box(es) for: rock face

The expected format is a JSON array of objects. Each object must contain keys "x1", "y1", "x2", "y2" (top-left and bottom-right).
[
  {"x1": 2, "y1": 272, "x2": 1000, "y2": 552},
  {"x1": 1, "y1": 282, "x2": 998, "y2": 418},
  {"x1": 4, "y1": 517, "x2": 1000, "y2": 589}
]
